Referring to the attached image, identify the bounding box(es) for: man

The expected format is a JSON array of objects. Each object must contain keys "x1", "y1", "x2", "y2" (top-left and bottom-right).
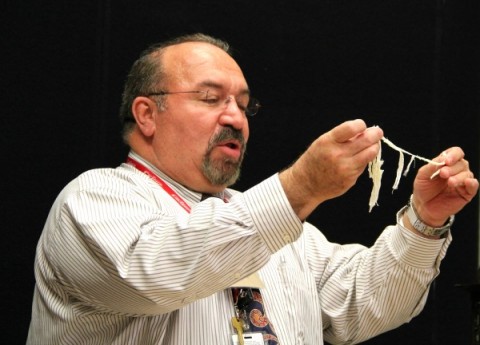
[{"x1": 27, "y1": 33, "x2": 478, "y2": 344}]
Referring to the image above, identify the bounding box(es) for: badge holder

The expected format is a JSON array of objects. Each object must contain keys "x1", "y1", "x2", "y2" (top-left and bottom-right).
[
  {"x1": 231, "y1": 332, "x2": 265, "y2": 345},
  {"x1": 231, "y1": 287, "x2": 267, "y2": 345}
]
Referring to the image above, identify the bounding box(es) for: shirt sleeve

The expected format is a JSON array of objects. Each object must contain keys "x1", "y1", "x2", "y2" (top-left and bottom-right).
[
  {"x1": 48, "y1": 170, "x2": 302, "y2": 315},
  {"x1": 303, "y1": 209, "x2": 451, "y2": 344}
]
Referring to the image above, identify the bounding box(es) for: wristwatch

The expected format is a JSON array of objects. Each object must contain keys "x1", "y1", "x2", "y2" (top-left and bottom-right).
[{"x1": 405, "y1": 195, "x2": 454, "y2": 237}]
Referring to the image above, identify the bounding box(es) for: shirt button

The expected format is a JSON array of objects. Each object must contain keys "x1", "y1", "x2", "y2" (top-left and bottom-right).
[
  {"x1": 296, "y1": 331, "x2": 305, "y2": 344},
  {"x1": 283, "y1": 233, "x2": 292, "y2": 242}
]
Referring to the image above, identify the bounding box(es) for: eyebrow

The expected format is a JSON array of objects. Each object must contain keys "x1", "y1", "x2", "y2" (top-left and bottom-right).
[{"x1": 197, "y1": 80, "x2": 251, "y2": 97}]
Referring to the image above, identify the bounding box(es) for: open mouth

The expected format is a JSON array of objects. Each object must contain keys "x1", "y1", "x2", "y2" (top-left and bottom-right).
[
  {"x1": 225, "y1": 142, "x2": 238, "y2": 149},
  {"x1": 218, "y1": 139, "x2": 241, "y2": 150},
  {"x1": 215, "y1": 140, "x2": 242, "y2": 159}
]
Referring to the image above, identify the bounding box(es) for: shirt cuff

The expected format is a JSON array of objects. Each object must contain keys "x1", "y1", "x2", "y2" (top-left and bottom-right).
[
  {"x1": 242, "y1": 173, "x2": 303, "y2": 253},
  {"x1": 390, "y1": 208, "x2": 452, "y2": 269}
]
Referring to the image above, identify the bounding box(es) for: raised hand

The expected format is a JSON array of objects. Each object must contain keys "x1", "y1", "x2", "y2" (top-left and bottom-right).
[{"x1": 280, "y1": 119, "x2": 384, "y2": 220}]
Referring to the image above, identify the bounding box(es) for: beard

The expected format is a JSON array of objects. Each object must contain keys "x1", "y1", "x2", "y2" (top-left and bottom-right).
[{"x1": 202, "y1": 127, "x2": 246, "y2": 187}]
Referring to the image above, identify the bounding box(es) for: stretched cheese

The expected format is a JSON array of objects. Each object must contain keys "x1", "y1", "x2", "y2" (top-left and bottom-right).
[{"x1": 367, "y1": 136, "x2": 445, "y2": 212}]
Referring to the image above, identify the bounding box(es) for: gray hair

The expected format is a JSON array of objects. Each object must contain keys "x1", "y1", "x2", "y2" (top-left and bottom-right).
[{"x1": 119, "y1": 33, "x2": 232, "y2": 143}]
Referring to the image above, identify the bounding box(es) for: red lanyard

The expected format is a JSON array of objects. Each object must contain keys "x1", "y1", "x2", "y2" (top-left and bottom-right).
[{"x1": 126, "y1": 157, "x2": 192, "y2": 213}]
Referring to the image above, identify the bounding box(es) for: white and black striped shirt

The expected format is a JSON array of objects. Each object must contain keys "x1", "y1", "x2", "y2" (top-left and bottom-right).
[{"x1": 27, "y1": 152, "x2": 450, "y2": 344}]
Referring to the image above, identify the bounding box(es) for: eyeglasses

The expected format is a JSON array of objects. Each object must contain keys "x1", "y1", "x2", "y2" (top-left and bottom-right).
[{"x1": 146, "y1": 90, "x2": 261, "y2": 117}]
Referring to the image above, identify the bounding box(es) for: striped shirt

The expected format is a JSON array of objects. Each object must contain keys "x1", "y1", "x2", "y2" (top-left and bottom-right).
[{"x1": 27, "y1": 152, "x2": 451, "y2": 344}]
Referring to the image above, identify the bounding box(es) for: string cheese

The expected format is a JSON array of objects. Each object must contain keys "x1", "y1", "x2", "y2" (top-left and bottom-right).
[{"x1": 367, "y1": 136, "x2": 445, "y2": 212}]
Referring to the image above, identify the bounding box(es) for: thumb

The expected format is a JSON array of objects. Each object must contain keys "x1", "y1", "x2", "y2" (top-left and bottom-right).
[{"x1": 330, "y1": 119, "x2": 367, "y2": 143}]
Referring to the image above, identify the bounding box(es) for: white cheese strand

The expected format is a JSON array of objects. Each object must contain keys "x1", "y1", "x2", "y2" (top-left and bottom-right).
[
  {"x1": 381, "y1": 137, "x2": 445, "y2": 166},
  {"x1": 403, "y1": 155, "x2": 416, "y2": 177},
  {"x1": 391, "y1": 150, "x2": 404, "y2": 192},
  {"x1": 368, "y1": 140, "x2": 384, "y2": 212},
  {"x1": 367, "y1": 136, "x2": 445, "y2": 212}
]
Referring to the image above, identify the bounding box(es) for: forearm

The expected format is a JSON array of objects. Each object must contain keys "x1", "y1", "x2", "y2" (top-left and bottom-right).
[{"x1": 320, "y1": 215, "x2": 450, "y2": 343}]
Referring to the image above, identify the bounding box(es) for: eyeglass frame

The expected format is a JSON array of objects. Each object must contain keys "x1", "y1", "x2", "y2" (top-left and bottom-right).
[{"x1": 145, "y1": 90, "x2": 261, "y2": 117}]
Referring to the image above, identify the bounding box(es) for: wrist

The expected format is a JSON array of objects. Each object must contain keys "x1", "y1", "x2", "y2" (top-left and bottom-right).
[
  {"x1": 411, "y1": 195, "x2": 447, "y2": 227},
  {"x1": 403, "y1": 195, "x2": 454, "y2": 238},
  {"x1": 279, "y1": 167, "x2": 318, "y2": 220}
]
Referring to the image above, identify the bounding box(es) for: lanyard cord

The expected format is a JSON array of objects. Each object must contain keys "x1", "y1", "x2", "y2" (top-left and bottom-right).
[{"x1": 126, "y1": 157, "x2": 192, "y2": 213}]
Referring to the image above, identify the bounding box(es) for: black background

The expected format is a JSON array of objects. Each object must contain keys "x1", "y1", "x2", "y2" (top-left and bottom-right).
[{"x1": 2, "y1": 0, "x2": 479, "y2": 344}]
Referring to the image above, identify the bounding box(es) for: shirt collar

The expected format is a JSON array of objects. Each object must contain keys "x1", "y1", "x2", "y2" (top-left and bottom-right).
[{"x1": 126, "y1": 151, "x2": 231, "y2": 204}]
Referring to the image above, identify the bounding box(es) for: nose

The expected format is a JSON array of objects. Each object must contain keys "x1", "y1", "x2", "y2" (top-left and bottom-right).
[{"x1": 218, "y1": 96, "x2": 247, "y2": 131}]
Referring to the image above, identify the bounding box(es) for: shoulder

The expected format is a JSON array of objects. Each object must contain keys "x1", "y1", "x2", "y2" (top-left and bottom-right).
[{"x1": 54, "y1": 164, "x2": 156, "y2": 210}]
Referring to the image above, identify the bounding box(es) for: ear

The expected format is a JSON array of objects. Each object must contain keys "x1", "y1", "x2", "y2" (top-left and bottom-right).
[{"x1": 132, "y1": 96, "x2": 157, "y2": 137}]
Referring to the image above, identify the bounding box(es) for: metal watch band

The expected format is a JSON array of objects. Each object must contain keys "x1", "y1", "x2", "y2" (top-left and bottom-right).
[{"x1": 405, "y1": 195, "x2": 454, "y2": 237}]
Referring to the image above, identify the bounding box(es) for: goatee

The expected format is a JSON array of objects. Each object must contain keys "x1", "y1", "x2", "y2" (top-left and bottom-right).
[{"x1": 202, "y1": 127, "x2": 246, "y2": 186}]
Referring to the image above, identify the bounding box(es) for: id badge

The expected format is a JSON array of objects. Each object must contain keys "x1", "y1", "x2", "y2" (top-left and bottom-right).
[{"x1": 231, "y1": 332, "x2": 265, "y2": 345}]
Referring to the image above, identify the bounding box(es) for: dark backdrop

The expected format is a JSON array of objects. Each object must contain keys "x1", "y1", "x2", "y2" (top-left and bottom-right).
[{"x1": 2, "y1": 0, "x2": 479, "y2": 344}]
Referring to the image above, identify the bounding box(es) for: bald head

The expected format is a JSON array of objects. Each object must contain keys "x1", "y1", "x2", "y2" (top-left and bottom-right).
[{"x1": 119, "y1": 34, "x2": 233, "y2": 142}]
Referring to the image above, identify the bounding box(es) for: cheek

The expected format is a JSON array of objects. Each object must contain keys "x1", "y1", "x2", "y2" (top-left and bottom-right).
[
  {"x1": 172, "y1": 114, "x2": 212, "y2": 141},
  {"x1": 243, "y1": 123, "x2": 250, "y2": 142},
  {"x1": 185, "y1": 125, "x2": 215, "y2": 153}
]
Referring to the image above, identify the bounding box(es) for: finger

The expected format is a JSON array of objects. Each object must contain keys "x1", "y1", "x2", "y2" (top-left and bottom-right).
[
  {"x1": 434, "y1": 157, "x2": 470, "y2": 180},
  {"x1": 428, "y1": 147, "x2": 464, "y2": 179},
  {"x1": 347, "y1": 144, "x2": 380, "y2": 174},
  {"x1": 437, "y1": 147, "x2": 465, "y2": 166},
  {"x1": 447, "y1": 170, "x2": 472, "y2": 185},
  {"x1": 447, "y1": 168, "x2": 477, "y2": 189},
  {"x1": 348, "y1": 126, "x2": 384, "y2": 154},
  {"x1": 465, "y1": 178, "x2": 480, "y2": 196},
  {"x1": 453, "y1": 178, "x2": 479, "y2": 202},
  {"x1": 449, "y1": 158, "x2": 470, "y2": 177},
  {"x1": 330, "y1": 119, "x2": 367, "y2": 143}
]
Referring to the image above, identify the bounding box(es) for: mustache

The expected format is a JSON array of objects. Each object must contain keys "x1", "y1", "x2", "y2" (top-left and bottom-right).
[{"x1": 210, "y1": 127, "x2": 245, "y2": 147}]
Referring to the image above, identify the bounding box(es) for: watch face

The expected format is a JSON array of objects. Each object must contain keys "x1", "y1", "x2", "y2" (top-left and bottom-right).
[
  {"x1": 406, "y1": 204, "x2": 452, "y2": 236},
  {"x1": 413, "y1": 219, "x2": 427, "y2": 231}
]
